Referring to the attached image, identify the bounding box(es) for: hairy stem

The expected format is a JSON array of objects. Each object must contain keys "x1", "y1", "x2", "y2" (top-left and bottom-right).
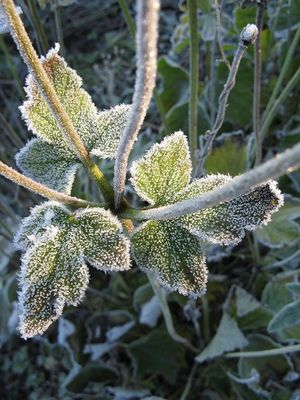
[
  {"x1": 122, "y1": 139, "x2": 300, "y2": 221},
  {"x1": 187, "y1": 0, "x2": 199, "y2": 167},
  {"x1": 196, "y1": 25, "x2": 258, "y2": 176},
  {"x1": 1, "y1": 0, "x2": 113, "y2": 203},
  {"x1": 114, "y1": 0, "x2": 159, "y2": 209},
  {"x1": 253, "y1": 4, "x2": 264, "y2": 166},
  {"x1": 117, "y1": 0, "x2": 170, "y2": 135},
  {"x1": 0, "y1": 161, "x2": 95, "y2": 207}
]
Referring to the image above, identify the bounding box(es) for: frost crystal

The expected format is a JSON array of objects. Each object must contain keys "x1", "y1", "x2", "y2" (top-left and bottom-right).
[
  {"x1": 17, "y1": 44, "x2": 131, "y2": 193},
  {"x1": 131, "y1": 132, "x2": 284, "y2": 296},
  {"x1": 16, "y1": 202, "x2": 131, "y2": 338}
]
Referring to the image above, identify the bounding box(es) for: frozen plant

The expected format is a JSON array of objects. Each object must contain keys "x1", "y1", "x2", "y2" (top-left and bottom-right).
[{"x1": 0, "y1": 0, "x2": 300, "y2": 340}]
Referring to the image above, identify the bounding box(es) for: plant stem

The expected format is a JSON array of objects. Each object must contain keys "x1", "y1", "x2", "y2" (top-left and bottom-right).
[
  {"x1": 114, "y1": 0, "x2": 159, "y2": 209},
  {"x1": 118, "y1": 0, "x2": 135, "y2": 38},
  {"x1": 214, "y1": 0, "x2": 230, "y2": 70},
  {"x1": 0, "y1": 161, "x2": 95, "y2": 207},
  {"x1": 253, "y1": 4, "x2": 264, "y2": 166},
  {"x1": 179, "y1": 363, "x2": 198, "y2": 400},
  {"x1": 260, "y1": 66, "x2": 300, "y2": 140},
  {"x1": 1, "y1": 0, "x2": 113, "y2": 203},
  {"x1": 187, "y1": 0, "x2": 199, "y2": 167},
  {"x1": 53, "y1": 5, "x2": 65, "y2": 57},
  {"x1": 225, "y1": 344, "x2": 300, "y2": 358},
  {"x1": 263, "y1": 27, "x2": 300, "y2": 121},
  {"x1": 118, "y1": 0, "x2": 170, "y2": 136},
  {"x1": 148, "y1": 274, "x2": 198, "y2": 353},
  {"x1": 26, "y1": 0, "x2": 49, "y2": 54},
  {"x1": 197, "y1": 26, "x2": 257, "y2": 176},
  {"x1": 201, "y1": 296, "x2": 210, "y2": 343},
  {"x1": 122, "y1": 138, "x2": 300, "y2": 221}
]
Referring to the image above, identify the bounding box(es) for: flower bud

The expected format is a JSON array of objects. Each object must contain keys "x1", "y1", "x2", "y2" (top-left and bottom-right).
[{"x1": 240, "y1": 24, "x2": 259, "y2": 45}]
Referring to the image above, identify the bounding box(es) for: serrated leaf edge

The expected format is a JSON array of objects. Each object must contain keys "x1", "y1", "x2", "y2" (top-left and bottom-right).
[
  {"x1": 130, "y1": 131, "x2": 192, "y2": 205},
  {"x1": 131, "y1": 220, "x2": 208, "y2": 298}
]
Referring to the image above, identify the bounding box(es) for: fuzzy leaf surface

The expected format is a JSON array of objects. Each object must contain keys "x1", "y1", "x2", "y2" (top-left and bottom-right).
[
  {"x1": 130, "y1": 132, "x2": 192, "y2": 206},
  {"x1": 174, "y1": 175, "x2": 284, "y2": 245},
  {"x1": 131, "y1": 220, "x2": 207, "y2": 297},
  {"x1": 16, "y1": 138, "x2": 79, "y2": 194},
  {"x1": 17, "y1": 202, "x2": 130, "y2": 338}
]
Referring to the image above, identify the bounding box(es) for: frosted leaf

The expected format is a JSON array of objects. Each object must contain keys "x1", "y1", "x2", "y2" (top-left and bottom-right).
[
  {"x1": 17, "y1": 203, "x2": 131, "y2": 337},
  {"x1": 90, "y1": 104, "x2": 132, "y2": 158},
  {"x1": 19, "y1": 230, "x2": 89, "y2": 339},
  {"x1": 16, "y1": 138, "x2": 79, "y2": 194},
  {"x1": 14, "y1": 201, "x2": 68, "y2": 251},
  {"x1": 174, "y1": 175, "x2": 284, "y2": 245},
  {"x1": 73, "y1": 208, "x2": 131, "y2": 272},
  {"x1": 20, "y1": 44, "x2": 98, "y2": 148},
  {"x1": 131, "y1": 220, "x2": 208, "y2": 297},
  {"x1": 20, "y1": 45, "x2": 131, "y2": 157},
  {"x1": 130, "y1": 132, "x2": 192, "y2": 206}
]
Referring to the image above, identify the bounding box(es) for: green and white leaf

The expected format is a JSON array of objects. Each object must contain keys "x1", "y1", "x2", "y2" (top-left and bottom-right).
[
  {"x1": 20, "y1": 44, "x2": 98, "y2": 148},
  {"x1": 130, "y1": 132, "x2": 192, "y2": 206},
  {"x1": 19, "y1": 229, "x2": 89, "y2": 339},
  {"x1": 16, "y1": 138, "x2": 79, "y2": 194},
  {"x1": 14, "y1": 201, "x2": 69, "y2": 251},
  {"x1": 174, "y1": 175, "x2": 284, "y2": 245},
  {"x1": 131, "y1": 220, "x2": 208, "y2": 297},
  {"x1": 267, "y1": 300, "x2": 300, "y2": 333},
  {"x1": 17, "y1": 202, "x2": 131, "y2": 338},
  {"x1": 235, "y1": 286, "x2": 261, "y2": 318},
  {"x1": 196, "y1": 313, "x2": 249, "y2": 363},
  {"x1": 90, "y1": 104, "x2": 131, "y2": 158}
]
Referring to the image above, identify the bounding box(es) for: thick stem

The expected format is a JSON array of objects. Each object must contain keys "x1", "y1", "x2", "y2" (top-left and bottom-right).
[
  {"x1": 0, "y1": 161, "x2": 95, "y2": 207},
  {"x1": 113, "y1": 0, "x2": 159, "y2": 209},
  {"x1": 122, "y1": 139, "x2": 300, "y2": 221},
  {"x1": 253, "y1": 5, "x2": 264, "y2": 166},
  {"x1": 1, "y1": 0, "x2": 113, "y2": 203},
  {"x1": 187, "y1": 0, "x2": 199, "y2": 167}
]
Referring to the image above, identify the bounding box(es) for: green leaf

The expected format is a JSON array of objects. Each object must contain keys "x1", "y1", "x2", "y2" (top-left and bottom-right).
[
  {"x1": 196, "y1": 313, "x2": 249, "y2": 363},
  {"x1": 235, "y1": 287, "x2": 261, "y2": 318},
  {"x1": 286, "y1": 282, "x2": 300, "y2": 297},
  {"x1": 19, "y1": 229, "x2": 89, "y2": 339},
  {"x1": 21, "y1": 44, "x2": 98, "y2": 148},
  {"x1": 21, "y1": 45, "x2": 130, "y2": 157},
  {"x1": 157, "y1": 57, "x2": 189, "y2": 111},
  {"x1": 17, "y1": 202, "x2": 131, "y2": 338},
  {"x1": 14, "y1": 201, "x2": 69, "y2": 251},
  {"x1": 268, "y1": 300, "x2": 300, "y2": 333},
  {"x1": 130, "y1": 131, "x2": 192, "y2": 206},
  {"x1": 205, "y1": 133, "x2": 247, "y2": 176},
  {"x1": 174, "y1": 176, "x2": 284, "y2": 245},
  {"x1": 255, "y1": 196, "x2": 300, "y2": 248},
  {"x1": 16, "y1": 138, "x2": 79, "y2": 194},
  {"x1": 126, "y1": 328, "x2": 186, "y2": 384},
  {"x1": 131, "y1": 220, "x2": 208, "y2": 297},
  {"x1": 90, "y1": 104, "x2": 131, "y2": 159}
]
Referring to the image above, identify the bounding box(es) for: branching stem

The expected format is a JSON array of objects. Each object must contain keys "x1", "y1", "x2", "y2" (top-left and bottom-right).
[
  {"x1": 114, "y1": 0, "x2": 159, "y2": 209},
  {"x1": 214, "y1": 0, "x2": 230, "y2": 70},
  {"x1": 1, "y1": 0, "x2": 113, "y2": 203},
  {"x1": 0, "y1": 161, "x2": 95, "y2": 207},
  {"x1": 122, "y1": 139, "x2": 300, "y2": 221}
]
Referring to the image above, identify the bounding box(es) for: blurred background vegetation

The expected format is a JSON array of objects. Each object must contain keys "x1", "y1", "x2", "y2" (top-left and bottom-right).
[{"x1": 1, "y1": 0, "x2": 300, "y2": 399}]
